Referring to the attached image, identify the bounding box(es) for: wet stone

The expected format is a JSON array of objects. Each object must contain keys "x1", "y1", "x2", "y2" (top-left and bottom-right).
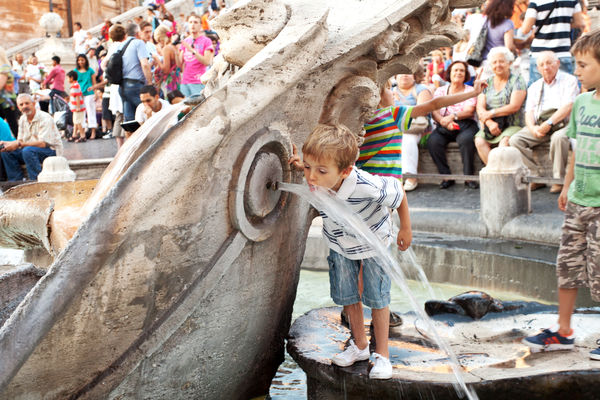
[{"x1": 287, "y1": 306, "x2": 600, "y2": 399}]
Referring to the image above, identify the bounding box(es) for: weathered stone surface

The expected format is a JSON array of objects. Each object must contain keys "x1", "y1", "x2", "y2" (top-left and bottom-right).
[{"x1": 288, "y1": 306, "x2": 600, "y2": 399}]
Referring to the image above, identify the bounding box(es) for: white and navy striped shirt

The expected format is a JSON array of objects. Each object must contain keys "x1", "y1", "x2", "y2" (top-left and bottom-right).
[
  {"x1": 321, "y1": 167, "x2": 404, "y2": 260},
  {"x1": 526, "y1": 0, "x2": 582, "y2": 59}
]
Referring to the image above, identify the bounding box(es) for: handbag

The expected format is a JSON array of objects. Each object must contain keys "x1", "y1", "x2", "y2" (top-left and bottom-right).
[
  {"x1": 483, "y1": 116, "x2": 510, "y2": 140},
  {"x1": 466, "y1": 17, "x2": 488, "y2": 67},
  {"x1": 535, "y1": 81, "x2": 566, "y2": 134}
]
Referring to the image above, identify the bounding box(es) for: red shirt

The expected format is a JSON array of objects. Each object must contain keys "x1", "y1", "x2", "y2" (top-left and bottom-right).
[{"x1": 42, "y1": 65, "x2": 65, "y2": 92}]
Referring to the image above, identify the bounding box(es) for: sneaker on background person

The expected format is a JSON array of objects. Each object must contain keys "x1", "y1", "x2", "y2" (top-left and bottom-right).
[
  {"x1": 590, "y1": 340, "x2": 600, "y2": 361},
  {"x1": 522, "y1": 326, "x2": 575, "y2": 352}
]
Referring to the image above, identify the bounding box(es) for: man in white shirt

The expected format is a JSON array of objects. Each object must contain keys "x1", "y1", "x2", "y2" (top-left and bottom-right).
[
  {"x1": 508, "y1": 51, "x2": 579, "y2": 193},
  {"x1": 134, "y1": 85, "x2": 172, "y2": 125},
  {"x1": 73, "y1": 22, "x2": 88, "y2": 55}
]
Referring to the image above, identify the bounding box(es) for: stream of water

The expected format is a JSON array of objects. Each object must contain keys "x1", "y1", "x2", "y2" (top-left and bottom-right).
[{"x1": 277, "y1": 182, "x2": 478, "y2": 400}]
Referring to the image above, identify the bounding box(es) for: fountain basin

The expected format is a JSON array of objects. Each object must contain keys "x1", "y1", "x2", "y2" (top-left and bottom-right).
[{"x1": 288, "y1": 306, "x2": 600, "y2": 399}]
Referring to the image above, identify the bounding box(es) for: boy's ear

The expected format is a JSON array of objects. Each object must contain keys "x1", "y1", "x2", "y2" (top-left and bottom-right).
[{"x1": 340, "y1": 165, "x2": 353, "y2": 179}]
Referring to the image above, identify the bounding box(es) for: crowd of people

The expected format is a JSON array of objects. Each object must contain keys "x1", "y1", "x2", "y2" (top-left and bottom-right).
[
  {"x1": 0, "y1": 1, "x2": 224, "y2": 180},
  {"x1": 389, "y1": 0, "x2": 590, "y2": 194}
]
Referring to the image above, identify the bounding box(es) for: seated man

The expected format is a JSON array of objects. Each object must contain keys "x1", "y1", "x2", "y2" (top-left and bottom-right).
[
  {"x1": 508, "y1": 51, "x2": 579, "y2": 193},
  {"x1": 0, "y1": 94, "x2": 63, "y2": 181},
  {"x1": 134, "y1": 85, "x2": 172, "y2": 126}
]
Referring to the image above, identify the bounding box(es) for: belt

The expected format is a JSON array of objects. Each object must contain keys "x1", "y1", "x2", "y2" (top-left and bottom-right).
[{"x1": 122, "y1": 78, "x2": 145, "y2": 84}]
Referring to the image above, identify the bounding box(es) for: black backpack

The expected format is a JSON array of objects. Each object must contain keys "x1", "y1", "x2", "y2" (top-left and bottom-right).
[{"x1": 104, "y1": 38, "x2": 134, "y2": 85}]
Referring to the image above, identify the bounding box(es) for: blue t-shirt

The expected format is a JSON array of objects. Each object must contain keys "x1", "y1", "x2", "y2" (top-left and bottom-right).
[
  {"x1": 120, "y1": 37, "x2": 150, "y2": 82},
  {"x1": 0, "y1": 118, "x2": 16, "y2": 142},
  {"x1": 77, "y1": 68, "x2": 95, "y2": 96}
]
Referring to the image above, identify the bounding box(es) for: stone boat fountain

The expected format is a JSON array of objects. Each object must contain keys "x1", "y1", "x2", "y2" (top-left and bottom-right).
[{"x1": 0, "y1": 0, "x2": 546, "y2": 398}]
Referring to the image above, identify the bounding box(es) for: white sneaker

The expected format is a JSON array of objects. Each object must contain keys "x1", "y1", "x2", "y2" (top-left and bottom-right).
[
  {"x1": 331, "y1": 339, "x2": 369, "y2": 367},
  {"x1": 403, "y1": 179, "x2": 418, "y2": 192},
  {"x1": 369, "y1": 352, "x2": 392, "y2": 379}
]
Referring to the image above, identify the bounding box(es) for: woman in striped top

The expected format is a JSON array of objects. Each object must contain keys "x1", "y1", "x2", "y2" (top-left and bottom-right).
[{"x1": 358, "y1": 75, "x2": 488, "y2": 182}]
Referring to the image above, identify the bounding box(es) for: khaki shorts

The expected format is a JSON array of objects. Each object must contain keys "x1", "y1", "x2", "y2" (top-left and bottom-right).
[
  {"x1": 112, "y1": 112, "x2": 124, "y2": 138},
  {"x1": 72, "y1": 111, "x2": 85, "y2": 125},
  {"x1": 557, "y1": 201, "x2": 600, "y2": 301}
]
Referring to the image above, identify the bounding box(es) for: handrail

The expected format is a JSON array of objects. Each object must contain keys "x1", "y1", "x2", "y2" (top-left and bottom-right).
[{"x1": 402, "y1": 173, "x2": 563, "y2": 185}]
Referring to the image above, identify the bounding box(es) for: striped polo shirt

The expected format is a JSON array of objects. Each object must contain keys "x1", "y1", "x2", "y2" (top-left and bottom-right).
[
  {"x1": 357, "y1": 105, "x2": 412, "y2": 180},
  {"x1": 320, "y1": 167, "x2": 404, "y2": 260},
  {"x1": 526, "y1": 0, "x2": 582, "y2": 59}
]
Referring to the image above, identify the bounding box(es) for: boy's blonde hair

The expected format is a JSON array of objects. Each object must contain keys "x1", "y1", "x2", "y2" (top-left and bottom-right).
[
  {"x1": 572, "y1": 29, "x2": 600, "y2": 64},
  {"x1": 302, "y1": 124, "x2": 359, "y2": 171}
]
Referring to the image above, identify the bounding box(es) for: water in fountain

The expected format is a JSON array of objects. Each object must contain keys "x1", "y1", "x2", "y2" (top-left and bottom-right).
[
  {"x1": 278, "y1": 181, "x2": 478, "y2": 400},
  {"x1": 51, "y1": 104, "x2": 186, "y2": 237}
]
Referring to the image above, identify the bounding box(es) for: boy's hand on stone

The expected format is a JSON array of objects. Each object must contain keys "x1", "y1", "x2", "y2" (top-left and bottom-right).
[
  {"x1": 397, "y1": 227, "x2": 412, "y2": 251},
  {"x1": 288, "y1": 144, "x2": 303, "y2": 171}
]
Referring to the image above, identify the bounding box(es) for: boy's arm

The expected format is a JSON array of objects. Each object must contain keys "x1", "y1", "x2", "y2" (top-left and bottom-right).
[
  {"x1": 558, "y1": 150, "x2": 575, "y2": 212},
  {"x1": 396, "y1": 195, "x2": 412, "y2": 251},
  {"x1": 411, "y1": 78, "x2": 487, "y2": 118}
]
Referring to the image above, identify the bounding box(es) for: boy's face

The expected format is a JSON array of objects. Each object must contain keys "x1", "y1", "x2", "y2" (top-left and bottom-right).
[
  {"x1": 574, "y1": 51, "x2": 600, "y2": 91},
  {"x1": 302, "y1": 154, "x2": 352, "y2": 192}
]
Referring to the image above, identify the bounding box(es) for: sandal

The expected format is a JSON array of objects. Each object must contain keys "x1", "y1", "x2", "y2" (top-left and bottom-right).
[
  {"x1": 75, "y1": 137, "x2": 87, "y2": 143},
  {"x1": 67, "y1": 137, "x2": 76, "y2": 142}
]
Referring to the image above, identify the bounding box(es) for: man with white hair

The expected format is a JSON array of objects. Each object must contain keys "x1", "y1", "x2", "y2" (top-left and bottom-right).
[
  {"x1": 508, "y1": 51, "x2": 579, "y2": 193},
  {"x1": 0, "y1": 94, "x2": 63, "y2": 181}
]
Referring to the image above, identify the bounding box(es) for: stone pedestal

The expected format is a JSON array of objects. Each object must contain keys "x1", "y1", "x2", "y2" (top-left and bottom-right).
[
  {"x1": 37, "y1": 156, "x2": 76, "y2": 182},
  {"x1": 480, "y1": 147, "x2": 530, "y2": 236},
  {"x1": 35, "y1": 13, "x2": 75, "y2": 91}
]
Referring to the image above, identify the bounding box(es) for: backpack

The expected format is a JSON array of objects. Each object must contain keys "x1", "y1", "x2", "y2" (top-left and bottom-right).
[{"x1": 104, "y1": 38, "x2": 134, "y2": 85}]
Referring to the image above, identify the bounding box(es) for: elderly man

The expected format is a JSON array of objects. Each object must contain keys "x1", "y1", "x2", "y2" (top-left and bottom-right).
[
  {"x1": 508, "y1": 51, "x2": 579, "y2": 193},
  {"x1": 0, "y1": 94, "x2": 63, "y2": 181},
  {"x1": 134, "y1": 85, "x2": 171, "y2": 127}
]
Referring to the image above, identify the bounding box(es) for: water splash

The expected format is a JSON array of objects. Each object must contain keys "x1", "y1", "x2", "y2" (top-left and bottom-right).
[{"x1": 278, "y1": 182, "x2": 478, "y2": 400}]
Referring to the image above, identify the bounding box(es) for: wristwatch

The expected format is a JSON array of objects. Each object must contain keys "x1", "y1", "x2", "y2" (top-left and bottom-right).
[
  {"x1": 545, "y1": 119, "x2": 554, "y2": 127},
  {"x1": 453, "y1": 112, "x2": 458, "y2": 121}
]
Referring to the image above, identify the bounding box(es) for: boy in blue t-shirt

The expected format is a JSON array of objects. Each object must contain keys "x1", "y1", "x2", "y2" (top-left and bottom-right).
[{"x1": 523, "y1": 30, "x2": 600, "y2": 360}]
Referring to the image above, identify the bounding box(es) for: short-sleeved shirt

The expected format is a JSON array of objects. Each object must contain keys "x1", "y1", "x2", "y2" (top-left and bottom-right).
[
  {"x1": 120, "y1": 37, "x2": 150, "y2": 82},
  {"x1": 434, "y1": 84, "x2": 477, "y2": 116},
  {"x1": 525, "y1": 71, "x2": 579, "y2": 121},
  {"x1": 69, "y1": 81, "x2": 85, "y2": 112},
  {"x1": 483, "y1": 19, "x2": 514, "y2": 60},
  {"x1": 77, "y1": 68, "x2": 95, "y2": 96},
  {"x1": 0, "y1": 118, "x2": 15, "y2": 141},
  {"x1": 320, "y1": 167, "x2": 404, "y2": 260},
  {"x1": 482, "y1": 73, "x2": 527, "y2": 127},
  {"x1": 357, "y1": 105, "x2": 413, "y2": 180},
  {"x1": 394, "y1": 84, "x2": 429, "y2": 107},
  {"x1": 181, "y1": 35, "x2": 214, "y2": 85},
  {"x1": 134, "y1": 98, "x2": 172, "y2": 124},
  {"x1": 565, "y1": 91, "x2": 600, "y2": 207},
  {"x1": 526, "y1": 0, "x2": 582, "y2": 58},
  {"x1": 17, "y1": 110, "x2": 63, "y2": 156}
]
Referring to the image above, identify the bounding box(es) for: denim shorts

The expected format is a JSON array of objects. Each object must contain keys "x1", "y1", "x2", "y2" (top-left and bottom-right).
[{"x1": 327, "y1": 249, "x2": 391, "y2": 309}]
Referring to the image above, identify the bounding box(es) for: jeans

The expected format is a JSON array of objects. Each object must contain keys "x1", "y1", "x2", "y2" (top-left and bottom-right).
[
  {"x1": 1, "y1": 146, "x2": 56, "y2": 181},
  {"x1": 529, "y1": 56, "x2": 574, "y2": 86},
  {"x1": 180, "y1": 83, "x2": 205, "y2": 98},
  {"x1": 119, "y1": 80, "x2": 144, "y2": 121}
]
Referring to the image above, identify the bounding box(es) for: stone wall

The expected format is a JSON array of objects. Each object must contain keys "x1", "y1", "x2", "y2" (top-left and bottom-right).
[{"x1": 0, "y1": 0, "x2": 139, "y2": 50}]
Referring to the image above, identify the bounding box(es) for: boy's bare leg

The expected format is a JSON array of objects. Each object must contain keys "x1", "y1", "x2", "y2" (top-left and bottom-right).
[
  {"x1": 558, "y1": 288, "x2": 578, "y2": 336},
  {"x1": 372, "y1": 306, "x2": 389, "y2": 358},
  {"x1": 345, "y1": 302, "x2": 368, "y2": 350}
]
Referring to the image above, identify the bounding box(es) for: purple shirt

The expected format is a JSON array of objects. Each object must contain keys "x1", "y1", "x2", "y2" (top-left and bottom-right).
[
  {"x1": 42, "y1": 65, "x2": 65, "y2": 92},
  {"x1": 483, "y1": 18, "x2": 514, "y2": 60}
]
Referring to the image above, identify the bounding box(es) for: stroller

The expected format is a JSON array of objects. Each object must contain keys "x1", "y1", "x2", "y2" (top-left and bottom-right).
[{"x1": 51, "y1": 93, "x2": 73, "y2": 140}]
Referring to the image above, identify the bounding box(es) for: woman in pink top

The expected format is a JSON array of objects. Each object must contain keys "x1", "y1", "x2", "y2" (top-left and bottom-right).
[{"x1": 179, "y1": 13, "x2": 214, "y2": 97}]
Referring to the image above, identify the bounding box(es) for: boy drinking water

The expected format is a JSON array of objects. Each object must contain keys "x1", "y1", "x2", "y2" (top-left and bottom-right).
[
  {"x1": 523, "y1": 30, "x2": 600, "y2": 360},
  {"x1": 287, "y1": 78, "x2": 486, "y2": 379}
]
